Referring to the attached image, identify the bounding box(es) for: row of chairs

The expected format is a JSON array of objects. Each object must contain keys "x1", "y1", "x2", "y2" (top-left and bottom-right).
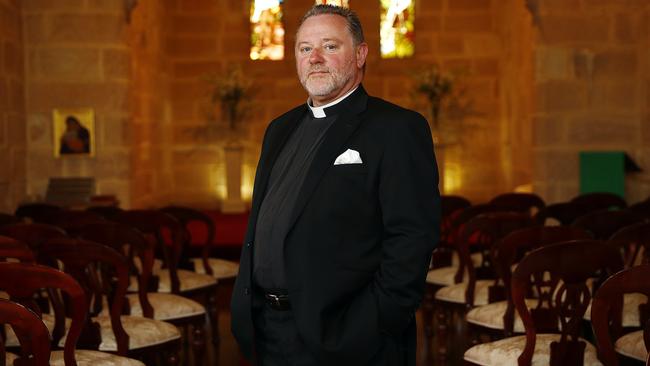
[
  {"x1": 0, "y1": 204, "x2": 240, "y2": 365},
  {"x1": 422, "y1": 192, "x2": 650, "y2": 365}
]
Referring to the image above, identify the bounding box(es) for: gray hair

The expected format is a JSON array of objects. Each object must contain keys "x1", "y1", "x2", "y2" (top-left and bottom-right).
[{"x1": 298, "y1": 5, "x2": 365, "y2": 46}]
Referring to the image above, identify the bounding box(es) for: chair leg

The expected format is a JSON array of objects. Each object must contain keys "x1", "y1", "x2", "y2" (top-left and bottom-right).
[
  {"x1": 435, "y1": 302, "x2": 449, "y2": 365},
  {"x1": 208, "y1": 287, "x2": 220, "y2": 345},
  {"x1": 164, "y1": 340, "x2": 182, "y2": 366},
  {"x1": 191, "y1": 321, "x2": 206, "y2": 366}
]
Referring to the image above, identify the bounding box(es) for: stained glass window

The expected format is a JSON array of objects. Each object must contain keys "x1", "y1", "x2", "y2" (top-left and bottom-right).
[
  {"x1": 380, "y1": 0, "x2": 414, "y2": 58},
  {"x1": 315, "y1": 0, "x2": 349, "y2": 6},
  {"x1": 250, "y1": 0, "x2": 285, "y2": 60}
]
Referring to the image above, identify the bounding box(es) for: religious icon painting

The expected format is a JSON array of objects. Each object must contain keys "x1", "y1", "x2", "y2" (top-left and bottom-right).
[{"x1": 52, "y1": 108, "x2": 96, "y2": 158}]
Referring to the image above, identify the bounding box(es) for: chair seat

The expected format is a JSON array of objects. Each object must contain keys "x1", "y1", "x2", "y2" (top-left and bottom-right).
[
  {"x1": 426, "y1": 266, "x2": 465, "y2": 286},
  {"x1": 7, "y1": 350, "x2": 145, "y2": 366},
  {"x1": 4, "y1": 313, "x2": 71, "y2": 347},
  {"x1": 58, "y1": 315, "x2": 180, "y2": 351},
  {"x1": 126, "y1": 293, "x2": 205, "y2": 321},
  {"x1": 191, "y1": 257, "x2": 239, "y2": 279},
  {"x1": 435, "y1": 279, "x2": 494, "y2": 306},
  {"x1": 463, "y1": 334, "x2": 603, "y2": 366},
  {"x1": 584, "y1": 292, "x2": 648, "y2": 327},
  {"x1": 615, "y1": 330, "x2": 648, "y2": 362},
  {"x1": 129, "y1": 269, "x2": 217, "y2": 293},
  {"x1": 466, "y1": 299, "x2": 539, "y2": 333}
]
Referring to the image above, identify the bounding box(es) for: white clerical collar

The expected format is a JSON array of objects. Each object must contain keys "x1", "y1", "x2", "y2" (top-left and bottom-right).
[{"x1": 307, "y1": 86, "x2": 359, "y2": 118}]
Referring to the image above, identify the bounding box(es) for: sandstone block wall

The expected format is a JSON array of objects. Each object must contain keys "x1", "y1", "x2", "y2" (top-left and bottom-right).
[{"x1": 0, "y1": 0, "x2": 25, "y2": 212}]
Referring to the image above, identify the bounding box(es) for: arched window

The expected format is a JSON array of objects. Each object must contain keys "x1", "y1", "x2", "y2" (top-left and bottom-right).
[
  {"x1": 250, "y1": 0, "x2": 285, "y2": 60},
  {"x1": 380, "y1": 0, "x2": 414, "y2": 58}
]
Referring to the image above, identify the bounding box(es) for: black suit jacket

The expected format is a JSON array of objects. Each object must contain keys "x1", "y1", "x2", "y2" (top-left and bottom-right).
[{"x1": 231, "y1": 85, "x2": 440, "y2": 365}]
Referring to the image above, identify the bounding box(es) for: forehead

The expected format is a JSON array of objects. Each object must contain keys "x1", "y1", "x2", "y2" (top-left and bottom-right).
[{"x1": 296, "y1": 14, "x2": 352, "y2": 43}]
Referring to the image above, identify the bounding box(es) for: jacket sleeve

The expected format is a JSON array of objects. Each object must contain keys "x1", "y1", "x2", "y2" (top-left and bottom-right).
[{"x1": 372, "y1": 112, "x2": 440, "y2": 336}]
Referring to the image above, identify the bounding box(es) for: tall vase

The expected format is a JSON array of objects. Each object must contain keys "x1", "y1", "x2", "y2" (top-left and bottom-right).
[{"x1": 222, "y1": 141, "x2": 246, "y2": 213}]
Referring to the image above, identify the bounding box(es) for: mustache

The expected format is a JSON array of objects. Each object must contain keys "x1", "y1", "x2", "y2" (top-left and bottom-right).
[{"x1": 308, "y1": 67, "x2": 330, "y2": 75}]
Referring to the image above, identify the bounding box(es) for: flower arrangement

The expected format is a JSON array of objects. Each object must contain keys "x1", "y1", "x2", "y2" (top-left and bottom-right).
[
  {"x1": 204, "y1": 64, "x2": 253, "y2": 130},
  {"x1": 412, "y1": 64, "x2": 455, "y2": 130}
]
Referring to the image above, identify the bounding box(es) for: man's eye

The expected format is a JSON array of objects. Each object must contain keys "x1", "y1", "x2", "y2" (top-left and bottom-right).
[
  {"x1": 300, "y1": 47, "x2": 312, "y2": 54},
  {"x1": 324, "y1": 44, "x2": 338, "y2": 51}
]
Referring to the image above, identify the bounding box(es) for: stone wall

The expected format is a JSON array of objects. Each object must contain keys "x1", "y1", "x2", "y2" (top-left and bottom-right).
[
  {"x1": 532, "y1": 0, "x2": 650, "y2": 203},
  {"x1": 22, "y1": 0, "x2": 132, "y2": 206},
  {"x1": 0, "y1": 0, "x2": 26, "y2": 212}
]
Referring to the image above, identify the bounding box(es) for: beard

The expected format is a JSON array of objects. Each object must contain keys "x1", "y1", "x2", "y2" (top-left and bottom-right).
[{"x1": 299, "y1": 64, "x2": 353, "y2": 97}]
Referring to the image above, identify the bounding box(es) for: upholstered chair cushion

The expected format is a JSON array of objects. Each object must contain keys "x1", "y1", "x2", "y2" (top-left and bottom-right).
[
  {"x1": 126, "y1": 293, "x2": 205, "y2": 321},
  {"x1": 7, "y1": 350, "x2": 145, "y2": 366},
  {"x1": 129, "y1": 269, "x2": 217, "y2": 293},
  {"x1": 463, "y1": 334, "x2": 603, "y2": 366},
  {"x1": 615, "y1": 330, "x2": 648, "y2": 362},
  {"x1": 584, "y1": 293, "x2": 648, "y2": 327},
  {"x1": 58, "y1": 315, "x2": 180, "y2": 351},
  {"x1": 4, "y1": 313, "x2": 70, "y2": 347},
  {"x1": 435, "y1": 279, "x2": 493, "y2": 306},
  {"x1": 191, "y1": 257, "x2": 239, "y2": 279},
  {"x1": 466, "y1": 299, "x2": 539, "y2": 332},
  {"x1": 426, "y1": 266, "x2": 466, "y2": 286}
]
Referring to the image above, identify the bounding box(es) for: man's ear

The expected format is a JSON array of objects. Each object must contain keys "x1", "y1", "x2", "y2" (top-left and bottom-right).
[{"x1": 356, "y1": 43, "x2": 368, "y2": 69}]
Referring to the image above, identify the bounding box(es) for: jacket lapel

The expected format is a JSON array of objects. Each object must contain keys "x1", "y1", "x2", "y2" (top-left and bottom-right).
[
  {"x1": 285, "y1": 86, "x2": 369, "y2": 232},
  {"x1": 249, "y1": 106, "x2": 306, "y2": 230}
]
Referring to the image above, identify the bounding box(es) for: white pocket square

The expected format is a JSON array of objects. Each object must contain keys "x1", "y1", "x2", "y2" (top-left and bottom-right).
[{"x1": 333, "y1": 149, "x2": 363, "y2": 165}]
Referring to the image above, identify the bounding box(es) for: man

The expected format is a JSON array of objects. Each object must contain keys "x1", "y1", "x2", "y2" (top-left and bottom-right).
[{"x1": 231, "y1": 4, "x2": 440, "y2": 366}]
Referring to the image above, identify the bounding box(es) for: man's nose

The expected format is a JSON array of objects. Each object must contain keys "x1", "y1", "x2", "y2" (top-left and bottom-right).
[{"x1": 309, "y1": 48, "x2": 324, "y2": 63}]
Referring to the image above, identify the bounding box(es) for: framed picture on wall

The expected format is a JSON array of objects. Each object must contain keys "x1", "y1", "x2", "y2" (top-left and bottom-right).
[{"x1": 52, "y1": 108, "x2": 96, "y2": 158}]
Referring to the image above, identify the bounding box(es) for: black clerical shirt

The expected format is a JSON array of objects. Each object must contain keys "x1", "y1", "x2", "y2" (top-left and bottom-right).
[{"x1": 253, "y1": 111, "x2": 337, "y2": 289}]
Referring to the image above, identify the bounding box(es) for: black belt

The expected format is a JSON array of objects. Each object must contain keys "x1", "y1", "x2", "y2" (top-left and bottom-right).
[{"x1": 261, "y1": 289, "x2": 291, "y2": 311}]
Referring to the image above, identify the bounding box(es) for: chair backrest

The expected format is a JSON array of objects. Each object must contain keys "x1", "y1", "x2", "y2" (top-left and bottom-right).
[
  {"x1": 456, "y1": 212, "x2": 536, "y2": 306},
  {"x1": 492, "y1": 226, "x2": 593, "y2": 335},
  {"x1": 113, "y1": 210, "x2": 184, "y2": 294},
  {"x1": 535, "y1": 201, "x2": 595, "y2": 226},
  {"x1": 0, "y1": 299, "x2": 51, "y2": 366},
  {"x1": 0, "y1": 223, "x2": 67, "y2": 252},
  {"x1": 0, "y1": 262, "x2": 88, "y2": 366},
  {"x1": 512, "y1": 240, "x2": 624, "y2": 366},
  {"x1": 608, "y1": 221, "x2": 650, "y2": 268},
  {"x1": 86, "y1": 205, "x2": 124, "y2": 221},
  {"x1": 591, "y1": 264, "x2": 650, "y2": 366},
  {"x1": 572, "y1": 209, "x2": 645, "y2": 240},
  {"x1": 39, "y1": 238, "x2": 130, "y2": 356},
  {"x1": 0, "y1": 213, "x2": 21, "y2": 227},
  {"x1": 160, "y1": 205, "x2": 216, "y2": 275},
  {"x1": 49, "y1": 210, "x2": 105, "y2": 237},
  {"x1": 489, "y1": 193, "x2": 546, "y2": 216},
  {"x1": 78, "y1": 221, "x2": 155, "y2": 318},
  {"x1": 0, "y1": 235, "x2": 35, "y2": 263},
  {"x1": 14, "y1": 203, "x2": 64, "y2": 224},
  {"x1": 629, "y1": 198, "x2": 650, "y2": 220},
  {"x1": 571, "y1": 192, "x2": 627, "y2": 211},
  {"x1": 441, "y1": 195, "x2": 472, "y2": 219}
]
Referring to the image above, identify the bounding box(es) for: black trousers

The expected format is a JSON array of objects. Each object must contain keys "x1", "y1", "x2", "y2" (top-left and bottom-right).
[{"x1": 253, "y1": 304, "x2": 319, "y2": 366}]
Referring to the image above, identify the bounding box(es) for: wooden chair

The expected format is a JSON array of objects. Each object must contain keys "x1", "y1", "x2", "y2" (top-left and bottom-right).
[
  {"x1": 441, "y1": 195, "x2": 472, "y2": 219},
  {"x1": 112, "y1": 210, "x2": 219, "y2": 345},
  {"x1": 464, "y1": 240, "x2": 623, "y2": 366},
  {"x1": 433, "y1": 212, "x2": 536, "y2": 363},
  {"x1": 572, "y1": 209, "x2": 645, "y2": 240},
  {"x1": 48, "y1": 210, "x2": 105, "y2": 237},
  {"x1": 39, "y1": 238, "x2": 181, "y2": 365},
  {"x1": 466, "y1": 226, "x2": 593, "y2": 339},
  {"x1": 79, "y1": 221, "x2": 207, "y2": 365},
  {"x1": 160, "y1": 205, "x2": 239, "y2": 281},
  {"x1": 0, "y1": 262, "x2": 144, "y2": 366},
  {"x1": 0, "y1": 298, "x2": 50, "y2": 366},
  {"x1": 489, "y1": 193, "x2": 546, "y2": 216},
  {"x1": 629, "y1": 198, "x2": 650, "y2": 220},
  {"x1": 14, "y1": 203, "x2": 64, "y2": 224},
  {"x1": 571, "y1": 192, "x2": 628, "y2": 212},
  {"x1": 592, "y1": 264, "x2": 650, "y2": 365}
]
